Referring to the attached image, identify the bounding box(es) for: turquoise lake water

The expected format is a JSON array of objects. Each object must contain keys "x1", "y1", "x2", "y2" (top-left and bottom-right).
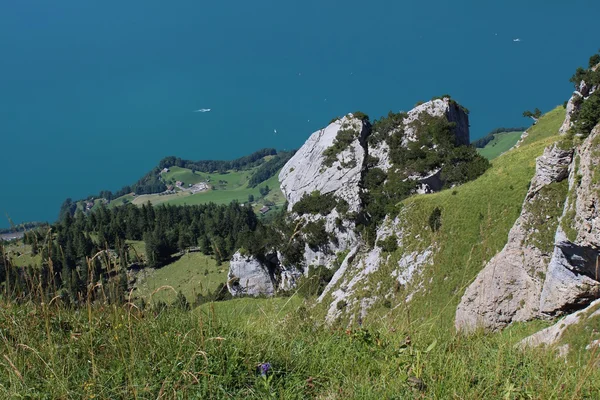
[{"x1": 1, "y1": 0, "x2": 599, "y2": 227}]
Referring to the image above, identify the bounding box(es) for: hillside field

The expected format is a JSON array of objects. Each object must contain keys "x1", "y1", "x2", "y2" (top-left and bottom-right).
[
  {"x1": 476, "y1": 130, "x2": 523, "y2": 159},
  {"x1": 132, "y1": 251, "x2": 229, "y2": 304},
  {"x1": 116, "y1": 167, "x2": 285, "y2": 214}
]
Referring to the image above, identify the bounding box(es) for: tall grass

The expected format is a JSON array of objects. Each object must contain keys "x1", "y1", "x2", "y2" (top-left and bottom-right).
[{"x1": 2, "y1": 293, "x2": 600, "y2": 398}]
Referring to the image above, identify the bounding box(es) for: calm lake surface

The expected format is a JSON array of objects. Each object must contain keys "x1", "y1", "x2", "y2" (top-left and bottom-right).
[{"x1": 1, "y1": 0, "x2": 599, "y2": 226}]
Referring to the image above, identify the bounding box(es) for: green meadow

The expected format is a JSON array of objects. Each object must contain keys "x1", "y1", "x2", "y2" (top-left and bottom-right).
[{"x1": 476, "y1": 130, "x2": 523, "y2": 159}]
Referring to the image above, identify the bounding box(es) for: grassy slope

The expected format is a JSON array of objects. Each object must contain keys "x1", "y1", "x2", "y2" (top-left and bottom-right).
[
  {"x1": 133, "y1": 252, "x2": 229, "y2": 303},
  {"x1": 5, "y1": 107, "x2": 600, "y2": 398},
  {"x1": 394, "y1": 107, "x2": 564, "y2": 328},
  {"x1": 476, "y1": 130, "x2": 523, "y2": 159},
  {"x1": 5, "y1": 243, "x2": 41, "y2": 267}
]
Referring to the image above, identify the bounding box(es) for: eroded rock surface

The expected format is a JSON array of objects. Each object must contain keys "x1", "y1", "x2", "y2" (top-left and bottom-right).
[
  {"x1": 279, "y1": 115, "x2": 369, "y2": 213},
  {"x1": 227, "y1": 252, "x2": 275, "y2": 296},
  {"x1": 457, "y1": 122, "x2": 600, "y2": 332},
  {"x1": 456, "y1": 144, "x2": 574, "y2": 331}
]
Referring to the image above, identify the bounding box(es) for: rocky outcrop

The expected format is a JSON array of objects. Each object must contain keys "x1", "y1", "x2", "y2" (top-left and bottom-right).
[
  {"x1": 370, "y1": 98, "x2": 470, "y2": 173},
  {"x1": 560, "y1": 78, "x2": 597, "y2": 135},
  {"x1": 520, "y1": 298, "x2": 600, "y2": 349},
  {"x1": 540, "y1": 123, "x2": 600, "y2": 314},
  {"x1": 279, "y1": 115, "x2": 369, "y2": 213},
  {"x1": 227, "y1": 252, "x2": 275, "y2": 296},
  {"x1": 456, "y1": 122, "x2": 600, "y2": 332},
  {"x1": 227, "y1": 252, "x2": 302, "y2": 297},
  {"x1": 456, "y1": 144, "x2": 574, "y2": 331},
  {"x1": 231, "y1": 98, "x2": 471, "y2": 298},
  {"x1": 539, "y1": 230, "x2": 600, "y2": 314},
  {"x1": 319, "y1": 215, "x2": 433, "y2": 324}
]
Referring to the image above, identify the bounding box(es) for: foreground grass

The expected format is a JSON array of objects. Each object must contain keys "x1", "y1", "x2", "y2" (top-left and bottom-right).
[
  {"x1": 1, "y1": 296, "x2": 599, "y2": 399},
  {"x1": 477, "y1": 130, "x2": 523, "y2": 160}
]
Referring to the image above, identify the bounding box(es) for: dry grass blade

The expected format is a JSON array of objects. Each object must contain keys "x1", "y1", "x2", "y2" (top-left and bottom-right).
[{"x1": 3, "y1": 354, "x2": 23, "y2": 382}]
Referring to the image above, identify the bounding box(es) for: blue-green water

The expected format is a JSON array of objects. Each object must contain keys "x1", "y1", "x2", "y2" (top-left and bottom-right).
[{"x1": 1, "y1": 0, "x2": 599, "y2": 227}]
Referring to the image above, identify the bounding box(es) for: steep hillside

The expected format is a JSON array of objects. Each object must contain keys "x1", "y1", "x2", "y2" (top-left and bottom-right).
[
  {"x1": 227, "y1": 97, "x2": 490, "y2": 301},
  {"x1": 319, "y1": 107, "x2": 565, "y2": 326},
  {"x1": 456, "y1": 56, "x2": 600, "y2": 335}
]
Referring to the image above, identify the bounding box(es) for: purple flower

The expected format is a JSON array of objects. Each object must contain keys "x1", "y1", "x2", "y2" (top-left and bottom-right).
[{"x1": 259, "y1": 362, "x2": 271, "y2": 377}]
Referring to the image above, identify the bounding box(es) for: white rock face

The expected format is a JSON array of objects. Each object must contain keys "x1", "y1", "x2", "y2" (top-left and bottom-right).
[
  {"x1": 279, "y1": 115, "x2": 368, "y2": 213},
  {"x1": 457, "y1": 121, "x2": 600, "y2": 332},
  {"x1": 227, "y1": 252, "x2": 274, "y2": 296},
  {"x1": 455, "y1": 144, "x2": 574, "y2": 332},
  {"x1": 299, "y1": 209, "x2": 359, "y2": 270},
  {"x1": 560, "y1": 91, "x2": 583, "y2": 135},
  {"x1": 319, "y1": 216, "x2": 432, "y2": 324}
]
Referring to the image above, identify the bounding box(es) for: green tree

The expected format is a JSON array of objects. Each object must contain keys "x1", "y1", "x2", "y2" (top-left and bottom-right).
[{"x1": 522, "y1": 108, "x2": 542, "y2": 121}]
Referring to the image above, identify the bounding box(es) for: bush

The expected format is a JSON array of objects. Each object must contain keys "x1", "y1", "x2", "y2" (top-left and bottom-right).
[
  {"x1": 297, "y1": 265, "x2": 335, "y2": 298},
  {"x1": 174, "y1": 291, "x2": 190, "y2": 311},
  {"x1": 303, "y1": 220, "x2": 329, "y2": 250},
  {"x1": 336, "y1": 300, "x2": 347, "y2": 310},
  {"x1": 323, "y1": 127, "x2": 359, "y2": 167},
  {"x1": 572, "y1": 91, "x2": 600, "y2": 138},
  {"x1": 292, "y1": 191, "x2": 346, "y2": 216},
  {"x1": 429, "y1": 207, "x2": 442, "y2": 232},
  {"x1": 352, "y1": 111, "x2": 370, "y2": 121},
  {"x1": 377, "y1": 235, "x2": 398, "y2": 253}
]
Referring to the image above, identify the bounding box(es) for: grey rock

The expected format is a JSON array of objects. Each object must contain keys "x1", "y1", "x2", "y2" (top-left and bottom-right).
[
  {"x1": 527, "y1": 144, "x2": 573, "y2": 197},
  {"x1": 279, "y1": 115, "x2": 368, "y2": 213},
  {"x1": 565, "y1": 123, "x2": 600, "y2": 247},
  {"x1": 456, "y1": 142, "x2": 574, "y2": 332},
  {"x1": 540, "y1": 229, "x2": 600, "y2": 314},
  {"x1": 457, "y1": 120, "x2": 600, "y2": 332},
  {"x1": 520, "y1": 298, "x2": 600, "y2": 349},
  {"x1": 560, "y1": 91, "x2": 583, "y2": 135},
  {"x1": 227, "y1": 252, "x2": 275, "y2": 297}
]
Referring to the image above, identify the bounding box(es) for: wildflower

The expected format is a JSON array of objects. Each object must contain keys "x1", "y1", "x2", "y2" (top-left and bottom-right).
[{"x1": 259, "y1": 362, "x2": 271, "y2": 377}]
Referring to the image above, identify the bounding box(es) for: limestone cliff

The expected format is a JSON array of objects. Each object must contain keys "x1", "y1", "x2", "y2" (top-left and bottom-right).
[
  {"x1": 456, "y1": 121, "x2": 600, "y2": 331},
  {"x1": 228, "y1": 98, "x2": 472, "y2": 299},
  {"x1": 279, "y1": 115, "x2": 369, "y2": 213}
]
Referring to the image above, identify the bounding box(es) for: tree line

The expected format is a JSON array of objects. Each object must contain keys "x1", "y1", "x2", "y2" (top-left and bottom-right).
[
  {"x1": 4, "y1": 201, "x2": 262, "y2": 305},
  {"x1": 471, "y1": 127, "x2": 530, "y2": 149},
  {"x1": 248, "y1": 150, "x2": 295, "y2": 187},
  {"x1": 158, "y1": 148, "x2": 277, "y2": 174}
]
